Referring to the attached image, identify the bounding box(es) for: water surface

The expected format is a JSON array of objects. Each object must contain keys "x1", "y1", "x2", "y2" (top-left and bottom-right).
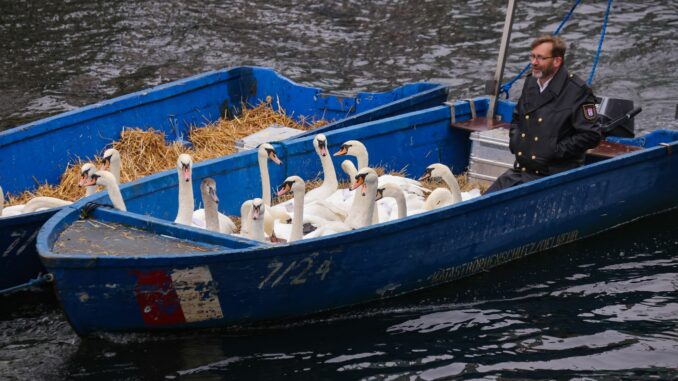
[{"x1": 1, "y1": 1, "x2": 677, "y2": 380}]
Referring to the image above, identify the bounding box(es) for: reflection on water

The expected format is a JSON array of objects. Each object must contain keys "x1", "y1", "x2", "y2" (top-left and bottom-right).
[{"x1": 1, "y1": 1, "x2": 677, "y2": 379}]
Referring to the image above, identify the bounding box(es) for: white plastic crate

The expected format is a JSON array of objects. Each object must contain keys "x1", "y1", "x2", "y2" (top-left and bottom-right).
[
  {"x1": 235, "y1": 124, "x2": 305, "y2": 152},
  {"x1": 468, "y1": 127, "x2": 514, "y2": 185}
]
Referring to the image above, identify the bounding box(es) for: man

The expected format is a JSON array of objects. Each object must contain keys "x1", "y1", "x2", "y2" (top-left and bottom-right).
[{"x1": 486, "y1": 35, "x2": 602, "y2": 193}]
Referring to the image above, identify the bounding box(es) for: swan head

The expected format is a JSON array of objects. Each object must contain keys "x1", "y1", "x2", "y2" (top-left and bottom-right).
[
  {"x1": 201, "y1": 178, "x2": 219, "y2": 203},
  {"x1": 313, "y1": 134, "x2": 329, "y2": 157},
  {"x1": 177, "y1": 154, "x2": 193, "y2": 183},
  {"x1": 258, "y1": 143, "x2": 282, "y2": 165},
  {"x1": 79, "y1": 163, "x2": 97, "y2": 187},
  {"x1": 277, "y1": 175, "x2": 305, "y2": 196},
  {"x1": 334, "y1": 140, "x2": 365, "y2": 158},
  {"x1": 419, "y1": 163, "x2": 452, "y2": 181},
  {"x1": 375, "y1": 182, "x2": 402, "y2": 201},
  {"x1": 351, "y1": 167, "x2": 378, "y2": 195},
  {"x1": 84, "y1": 170, "x2": 117, "y2": 187},
  {"x1": 251, "y1": 198, "x2": 265, "y2": 221},
  {"x1": 101, "y1": 148, "x2": 120, "y2": 171},
  {"x1": 423, "y1": 188, "x2": 454, "y2": 210}
]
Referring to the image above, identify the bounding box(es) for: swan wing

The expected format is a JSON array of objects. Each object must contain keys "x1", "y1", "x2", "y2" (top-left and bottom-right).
[
  {"x1": 461, "y1": 188, "x2": 482, "y2": 201},
  {"x1": 218, "y1": 213, "x2": 237, "y2": 234}
]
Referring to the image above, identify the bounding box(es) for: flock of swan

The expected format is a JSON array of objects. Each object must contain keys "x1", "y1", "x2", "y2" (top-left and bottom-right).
[{"x1": 0, "y1": 134, "x2": 482, "y2": 244}]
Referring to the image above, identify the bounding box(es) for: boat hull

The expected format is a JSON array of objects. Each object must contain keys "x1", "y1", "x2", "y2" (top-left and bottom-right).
[
  {"x1": 37, "y1": 102, "x2": 678, "y2": 335},
  {"x1": 0, "y1": 66, "x2": 447, "y2": 291}
]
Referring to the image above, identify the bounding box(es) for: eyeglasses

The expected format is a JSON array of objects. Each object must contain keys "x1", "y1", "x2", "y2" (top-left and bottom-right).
[{"x1": 529, "y1": 54, "x2": 554, "y2": 62}]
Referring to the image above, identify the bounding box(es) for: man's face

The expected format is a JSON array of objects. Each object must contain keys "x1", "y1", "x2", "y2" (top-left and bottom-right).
[{"x1": 530, "y1": 42, "x2": 561, "y2": 80}]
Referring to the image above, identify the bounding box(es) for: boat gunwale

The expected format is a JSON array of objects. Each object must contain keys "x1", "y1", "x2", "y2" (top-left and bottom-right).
[{"x1": 0, "y1": 65, "x2": 444, "y2": 148}]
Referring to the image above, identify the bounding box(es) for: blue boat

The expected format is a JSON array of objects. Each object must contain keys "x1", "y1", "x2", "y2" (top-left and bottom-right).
[
  {"x1": 0, "y1": 66, "x2": 447, "y2": 292},
  {"x1": 36, "y1": 96, "x2": 678, "y2": 335}
]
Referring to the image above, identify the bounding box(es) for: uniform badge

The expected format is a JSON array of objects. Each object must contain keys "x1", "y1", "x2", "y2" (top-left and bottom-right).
[{"x1": 582, "y1": 103, "x2": 597, "y2": 121}]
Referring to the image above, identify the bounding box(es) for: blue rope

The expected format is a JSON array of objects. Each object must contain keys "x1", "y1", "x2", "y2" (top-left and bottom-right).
[
  {"x1": 588, "y1": 0, "x2": 613, "y2": 85},
  {"x1": 0, "y1": 273, "x2": 54, "y2": 296},
  {"x1": 499, "y1": 0, "x2": 583, "y2": 98}
]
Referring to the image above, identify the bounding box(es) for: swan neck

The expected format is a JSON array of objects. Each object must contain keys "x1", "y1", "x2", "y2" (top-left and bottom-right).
[
  {"x1": 252, "y1": 218, "x2": 265, "y2": 242},
  {"x1": 290, "y1": 189, "x2": 305, "y2": 242},
  {"x1": 106, "y1": 182, "x2": 127, "y2": 212},
  {"x1": 319, "y1": 152, "x2": 338, "y2": 189},
  {"x1": 85, "y1": 185, "x2": 96, "y2": 197},
  {"x1": 259, "y1": 154, "x2": 272, "y2": 206},
  {"x1": 395, "y1": 193, "x2": 407, "y2": 219},
  {"x1": 202, "y1": 190, "x2": 220, "y2": 232},
  {"x1": 356, "y1": 148, "x2": 368, "y2": 170},
  {"x1": 442, "y1": 169, "x2": 462, "y2": 202},
  {"x1": 176, "y1": 178, "x2": 194, "y2": 224},
  {"x1": 111, "y1": 161, "x2": 121, "y2": 184}
]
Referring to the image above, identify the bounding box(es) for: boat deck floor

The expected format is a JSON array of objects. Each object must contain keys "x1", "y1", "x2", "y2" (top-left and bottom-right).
[{"x1": 54, "y1": 220, "x2": 219, "y2": 256}]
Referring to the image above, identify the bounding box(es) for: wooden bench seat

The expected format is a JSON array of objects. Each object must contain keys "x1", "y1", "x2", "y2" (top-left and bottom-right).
[
  {"x1": 587, "y1": 140, "x2": 642, "y2": 159},
  {"x1": 450, "y1": 116, "x2": 510, "y2": 132}
]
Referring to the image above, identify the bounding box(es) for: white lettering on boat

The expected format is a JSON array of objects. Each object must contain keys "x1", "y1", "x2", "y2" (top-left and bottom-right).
[
  {"x1": 429, "y1": 230, "x2": 579, "y2": 284},
  {"x1": 170, "y1": 266, "x2": 223, "y2": 322},
  {"x1": 258, "y1": 253, "x2": 332, "y2": 289},
  {"x1": 3, "y1": 231, "x2": 26, "y2": 257}
]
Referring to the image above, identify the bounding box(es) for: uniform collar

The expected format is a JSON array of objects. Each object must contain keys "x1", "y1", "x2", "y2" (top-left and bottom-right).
[{"x1": 524, "y1": 67, "x2": 568, "y2": 114}]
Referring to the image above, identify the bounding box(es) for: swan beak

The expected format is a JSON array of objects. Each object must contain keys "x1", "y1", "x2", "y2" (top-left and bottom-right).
[
  {"x1": 419, "y1": 169, "x2": 433, "y2": 181},
  {"x1": 375, "y1": 188, "x2": 384, "y2": 201},
  {"x1": 252, "y1": 206, "x2": 262, "y2": 220},
  {"x1": 100, "y1": 156, "x2": 111, "y2": 171},
  {"x1": 334, "y1": 146, "x2": 348, "y2": 156},
  {"x1": 318, "y1": 141, "x2": 327, "y2": 157},
  {"x1": 277, "y1": 183, "x2": 291, "y2": 196},
  {"x1": 78, "y1": 175, "x2": 89, "y2": 187},
  {"x1": 83, "y1": 177, "x2": 97, "y2": 187},
  {"x1": 209, "y1": 187, "x2": 219, "y2": 203},
  {"x1": 361, "y1": 184, "x2": 367, "y2": 196},
  {"x1": 269, "y1": 153, "x2": 282, "y2": 165},
  {"x1": 182, "y1": 166, "x2": 191, "y2": 182},
  {"x1": 350, "y1": 176, "x2": 364, "y2": 191}
]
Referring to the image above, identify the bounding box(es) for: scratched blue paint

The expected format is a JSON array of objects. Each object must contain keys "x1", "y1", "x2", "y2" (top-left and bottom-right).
[
  {"x1": 0, "y1": 66, "x2": 448, "y2": 290},
  {"x1": 36, "y1": 101, "x2": 678, "y2": 335}
]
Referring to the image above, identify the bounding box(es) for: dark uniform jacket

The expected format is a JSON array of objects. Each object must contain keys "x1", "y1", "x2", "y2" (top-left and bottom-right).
[{"x1": 509, "y1": 67, "x2": 602, "y2": 176}]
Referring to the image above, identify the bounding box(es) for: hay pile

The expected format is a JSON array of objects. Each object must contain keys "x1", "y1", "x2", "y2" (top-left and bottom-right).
[{"x1": 6, "y1": 101, "x2": 327, "y2": 206}]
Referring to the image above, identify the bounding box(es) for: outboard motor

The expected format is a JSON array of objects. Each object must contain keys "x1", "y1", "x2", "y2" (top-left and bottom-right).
[{"x1": 597, "y1": 97, "x2": 636, "y2": 138}]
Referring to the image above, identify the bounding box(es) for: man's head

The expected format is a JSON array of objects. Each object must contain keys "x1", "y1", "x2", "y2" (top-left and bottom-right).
[{"x1": 530, "y1": 35, "x2": 565, "y2": 81}]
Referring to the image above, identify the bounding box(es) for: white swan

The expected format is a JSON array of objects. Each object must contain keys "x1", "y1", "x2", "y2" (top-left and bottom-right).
[
  {"x1": 334, "y1": 139, "x2": 429, "y2": 196},
  {"x1": 419, "y1": 163, "x2": 481, "y2": 204},
  {"x1": 174, "y1": 153, "x2": 195, "y2": 226},
  {"x1": 79, "y1": 163, "x2": 99, "y2": 197},
  {"x1": 101, "y1": 148, "x2": 121, "y2": 184},
  {"x1": 239, "y1": 199, "x2": 254, "y2": 238},
  {"x1": 256, "y1": 143, "x2": 292, "y2": 235},
  {"x1": 375, "y1": 182, "x2": 431, "y2": 220},
  {"x1": 21, "y1": 162, "x2": 101, "y2": 214},
  {"x1": 22, "y1": 197, "x2": 72, "y2": 213},
  {"x1": 274, "y1": 175, "x2": 342, "y2": 242},
  {"x1": 83, "y1": 170, "x2": 126, "y2": 211},
  {"x1": 344, "y1": 167, "x2": 379, "y2": 229},
  {"x1": 304, "y1": 134, "x2": 340, "y2": 204},
  {"x1": 274, "y1": 176, "x2": 308, "y2": 242},
  {"x1": 258, "y1": 143, "x2": 282, "y2": 206},
  {"x1": 249, "y1": 198, "x2": 267, "y2": 242},
  {"x1": 421, "y1": 188, "x2": 457, "y2": 211},
  {"x1": 191, "y1": 178, "x2": 236, "y2": 234}
]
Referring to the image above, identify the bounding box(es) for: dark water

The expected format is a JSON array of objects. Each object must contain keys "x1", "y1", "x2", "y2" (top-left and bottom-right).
[{"x1": 1, "y1": 1, "x2": 677, "y2": 380}]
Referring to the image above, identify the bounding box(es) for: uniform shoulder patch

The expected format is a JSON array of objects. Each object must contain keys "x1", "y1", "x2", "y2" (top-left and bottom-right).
[{"x1": 582, "y1": 103, "x2": 597, "y2": 121}]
